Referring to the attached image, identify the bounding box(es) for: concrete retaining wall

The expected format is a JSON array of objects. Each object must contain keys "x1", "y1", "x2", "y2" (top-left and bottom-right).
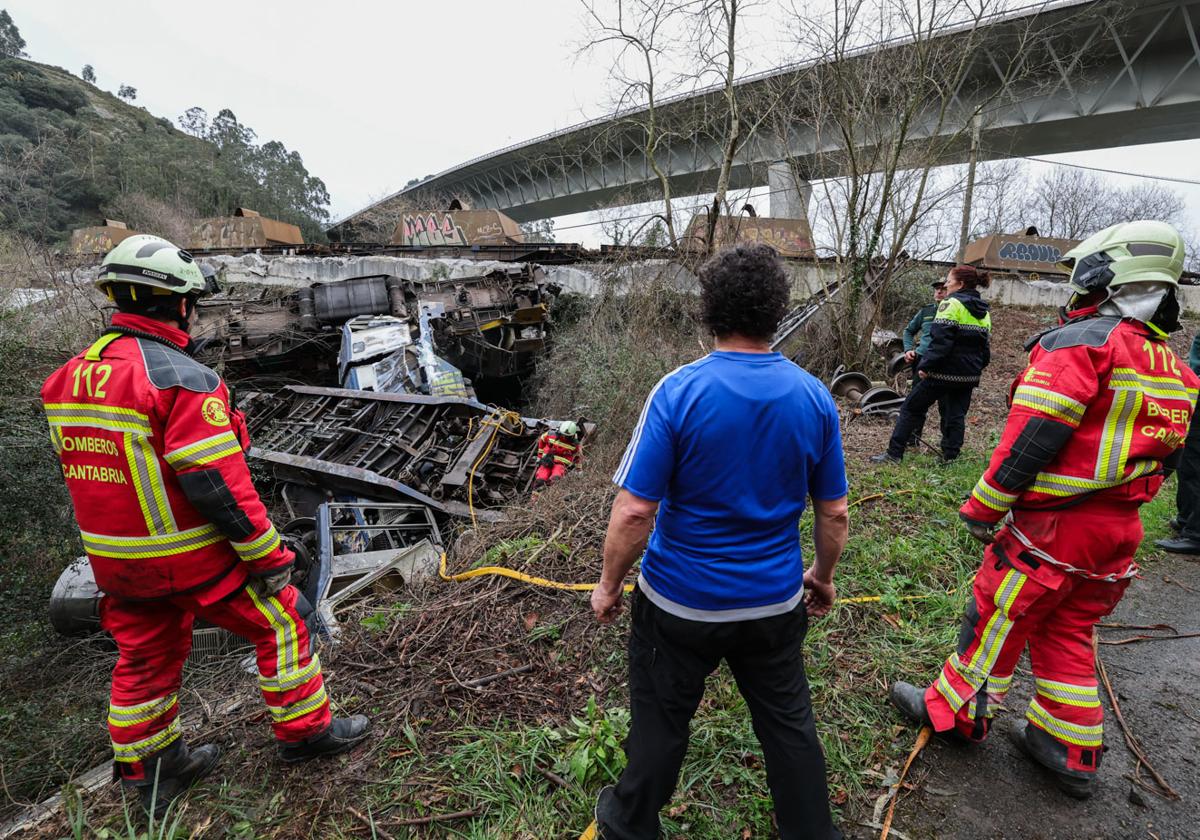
[
  {"x1": 202, "y1": 253, "x2": 1200, "y2": 316},
  {"x1": 984, "y1": 276, "x2": 1200, "y2": 316}
]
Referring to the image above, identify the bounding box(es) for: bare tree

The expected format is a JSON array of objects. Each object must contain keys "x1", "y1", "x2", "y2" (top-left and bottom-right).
[
  {"x1": 765, "y1": 0, "x2": 1086, "y2": 365},
  {"x1": 579, "y1": 0, "x2": 690, "y2": 247},
  {"x1": 970, "y1": 161, "x2": 1190, "y2": 241}
]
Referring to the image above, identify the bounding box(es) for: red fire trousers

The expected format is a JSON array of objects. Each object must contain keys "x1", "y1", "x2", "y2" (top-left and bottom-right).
[
  {"x1": 924, "y1": 502, "x2": 1139, "y2": 775},
  {"x1": 101, "y1": 582, "x2": 331, "y2": 781},
  {"x1": 534, "y1": 462, "x2": 568, "y2": 483}
]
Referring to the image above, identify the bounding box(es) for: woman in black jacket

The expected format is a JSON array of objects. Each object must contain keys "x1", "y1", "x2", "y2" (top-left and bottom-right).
[{"x1": 872, "y1": 265, "x2": 992, "y2": 462}]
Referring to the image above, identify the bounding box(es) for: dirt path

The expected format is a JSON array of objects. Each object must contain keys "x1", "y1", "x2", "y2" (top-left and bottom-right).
[{"x1": 876, "y1": 554, "x2": 1200, "y2": 840}]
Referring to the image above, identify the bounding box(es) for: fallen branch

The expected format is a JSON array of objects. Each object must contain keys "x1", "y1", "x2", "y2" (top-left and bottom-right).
[
  {"x1": 386, "y1": 807, "x2": 484, "y2": 827},
  {"x1": 453, "y1": 663, "x2": 535, "y2": 690},
  {"x1": 1162, "y1": 575, "x2": 1195, "y2": 593},
  {"x1": 879, "y1": 725, "x2": 933, "y2": 840},
  {"x1": 348, "y1": 806, "x2": 395, "y2": 840},
  {"x1": 1096, "y1": 622, "x2": 1177, "y2": 633},
  {"x1": 1099, "y1": 632, "x2": 1200, "y2": 646},
  {"x1": 1093, "y1": 634, "x2": 1179, "y2": 800}
]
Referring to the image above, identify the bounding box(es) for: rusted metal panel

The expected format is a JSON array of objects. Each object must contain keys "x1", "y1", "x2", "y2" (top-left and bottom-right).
[
  {"x1": 963, "y1": 232, "x2": 1076, "y2": 276},
  {"x1": 681, "y1": 214, "x2": 815, "y2": 257},
  {"x1": 68, "y1": 223, "x2": 138, "y2": 254},
  {"x1": 390, "y1": 210, "x2": 525, "y2": 247},
  {"x1": 191, "y1": 211, "x2": 304, "y2": 249}
]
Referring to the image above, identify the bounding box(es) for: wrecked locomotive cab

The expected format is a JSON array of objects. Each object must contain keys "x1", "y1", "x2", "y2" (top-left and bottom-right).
[
  {"x1": 406, "y1": 267, "x2": 560, "y2": 384},
  {"x1": 240, "y1": 386, "x2": 590, "y2": 520}
]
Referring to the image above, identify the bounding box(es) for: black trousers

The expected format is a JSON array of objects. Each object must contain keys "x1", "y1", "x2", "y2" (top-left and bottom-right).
[
  {"x1": 906, "y1": 356, "x2": 947, "y2": 449},
  {"x1": 596, "y1": 590, "x2": 841, "y2": 840},
  {"x1": 887, "y1": 377, "x2": 975, "y2": 460},
  {"x1": 1176, "y1": 408, "x2": 1200, "y2": 539}
]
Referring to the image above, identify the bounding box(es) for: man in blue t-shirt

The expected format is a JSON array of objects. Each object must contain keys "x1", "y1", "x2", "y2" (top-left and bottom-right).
[{"x1": 588, "y1": 244, "x2": 849, "y2": 840}]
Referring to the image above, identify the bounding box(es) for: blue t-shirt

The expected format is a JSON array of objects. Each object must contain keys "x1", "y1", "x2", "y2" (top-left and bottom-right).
[{"x1": 613, "y1": 351, "x2": 848, "y2": 621}]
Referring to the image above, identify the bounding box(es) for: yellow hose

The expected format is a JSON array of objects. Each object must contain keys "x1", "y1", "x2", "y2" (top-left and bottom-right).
[{"x1": 447, "y1": 489, "x2": 951, "y2": 604}]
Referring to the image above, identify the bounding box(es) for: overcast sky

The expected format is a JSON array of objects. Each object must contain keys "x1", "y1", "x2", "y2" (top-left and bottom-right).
[{"x1": 11, "y1": 0, "x2": 1200, "y2": 246}]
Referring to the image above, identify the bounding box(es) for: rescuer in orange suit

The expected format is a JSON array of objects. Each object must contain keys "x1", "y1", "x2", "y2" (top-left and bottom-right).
[
  {"x1": 534, "y1": 420, "x2": 582, "y2": 485},
  {"x1": 42, "y1": 236, "x2": 370, "y2": 818},
  {"x1": 889, "y1": 221, "x2": 1198, "y2": 799}
]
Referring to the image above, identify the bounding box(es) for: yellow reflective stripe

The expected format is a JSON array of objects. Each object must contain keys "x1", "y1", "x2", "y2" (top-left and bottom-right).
[
  {"x1": 946, "y1": 652, "x2": 988, "y2": 691},
  {"x1": 45, "y1": 403, "x2": 151, "y2": 435},
  {"x1": 988, "y1": 673, "x2": 1015, "y2": 693},
  {"x1": 968, "y1": 570, "x2": 1026, "y2": 677},
  {"x1": 971, "y1": 477, "x2": 1018, "y2": 512},
  {"x1": 84, "y1": 332, "x2": 123, "y2": 361},
  {"x1": 1035, "y1": 678, "x2": 1101, "y2": 708},
  {"x1": 1096, "y1": 390, "x2": 1142, "y2": 483},
  {"x1": 1030, "y1": 460, "x2": 1159, "y2": 497},
  {"x1": 108, "y1": 694, "x2": 178, "y2": 727},
  {"x1": 231, "y1": 525, "x2": 281, "y2": 562},
  {"x1": 80, "y1": 525, "x2": 224, "y2": 559},
  {"x1": 125, "y1": 432, "x2": 176, "y2": 535},
  {"x1": 1027, "y1": 699, "x2": 1103, "y2": 746},
  {"x1": 44, "y1": 402, "x2": 148, "y2": 419},
  {"x1": 266, "y1": 685, "x2": 328, "y2": 723},
  {"x1": 46, "y1": 412, "x2": 151, "y2": 436},
  {"x1": 246, "y1": 586, "x2": 300, "y2": 685},
  {"x1": 49, "y1": 426, "x2": 63, "y2": 455},
  {"x1": 112, "y1": 718, "x2": 182, "y2": 762},
  {"x1": 164, "y1": 431, "x2": 242, "y2": 470},
  {"x1": 1011, "y1": 384, "x2": 1086, "y2": 426},
  {"x1": 259, "y1": 653, "x2": 322, "y2": 694},
  {"x1": 935, "y1": 672, "x2": 966, "y2": 710},
  {"x1": 1110, "y1": 368, "x2": 1197, "y2": 401}
]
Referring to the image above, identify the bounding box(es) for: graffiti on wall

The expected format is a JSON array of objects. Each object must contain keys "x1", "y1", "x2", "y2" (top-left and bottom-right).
[
  {"x1": 997, "y1": 240, "x2": 1064, "y2": 264},
  {"x1": 401, "y1": 214, "x2": 468, "y2": 247}
]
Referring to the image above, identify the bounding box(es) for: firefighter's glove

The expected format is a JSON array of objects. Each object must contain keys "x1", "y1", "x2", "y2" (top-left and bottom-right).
[
  {"x1": 960, "y1": 513, "x2": 997, "y2": 545},
  {"x1": 251, "y1": 566, "x2": 292, "y2": 597},
  {"x1": 539, "y1": 453, "x2": 554, "y2": 467}
]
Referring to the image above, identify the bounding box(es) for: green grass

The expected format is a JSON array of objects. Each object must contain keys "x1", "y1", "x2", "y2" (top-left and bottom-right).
[
  {"x1": 316, "y1": 454, "x2": 1000, "y2": 837},
  {"x1": 37, "y1": 450, "x2": 1185, "y2": 838}
]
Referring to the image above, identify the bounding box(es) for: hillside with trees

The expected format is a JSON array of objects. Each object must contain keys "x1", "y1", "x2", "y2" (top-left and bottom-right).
[{"x1": 0, "y1": 26, "x2": 330, "y2": 244}]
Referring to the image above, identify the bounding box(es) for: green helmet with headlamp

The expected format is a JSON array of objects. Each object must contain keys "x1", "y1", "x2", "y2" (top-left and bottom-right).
[{"x1": 1056, "y1": 221, "x2": 1186, "y2": 333}]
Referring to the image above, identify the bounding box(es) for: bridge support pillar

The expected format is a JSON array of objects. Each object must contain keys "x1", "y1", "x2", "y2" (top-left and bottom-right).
[{"x1": 768, "y1": 161, "x2": 811, "y2": 222}]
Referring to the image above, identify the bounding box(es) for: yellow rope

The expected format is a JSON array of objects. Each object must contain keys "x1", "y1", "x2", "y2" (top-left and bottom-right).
[
  {"x1": 439, "y1": 550, "x2": 634, "y2": 593},
  {"x1": 447, "y1": 490, "x2": 955, "y2": 604}
]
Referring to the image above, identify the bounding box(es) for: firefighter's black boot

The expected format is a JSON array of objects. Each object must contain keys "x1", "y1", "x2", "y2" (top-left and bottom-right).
[
  {"x1": 889, "y1": 681, "x2": 932, "y2": 726},
  {"x1": 278, "y1": 715, "x2": 371, "y2": 763},
  {"x1": 1008, "y1": 719, "x2": 1096, "y2": 800},
  {"x1": 118, "y1": 740, "x2": 221, "y2": 821}
]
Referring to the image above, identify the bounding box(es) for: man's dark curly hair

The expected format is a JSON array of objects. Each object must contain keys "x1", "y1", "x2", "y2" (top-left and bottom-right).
[{"x1": 698, "y1": 244, "x2": 790, "y2": 340}]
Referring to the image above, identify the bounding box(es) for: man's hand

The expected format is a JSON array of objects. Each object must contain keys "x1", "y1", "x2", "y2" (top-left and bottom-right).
[
  {"x1": 904, "y1": 350, "x2": 917, "y2": 363},
  {"x1": 961, "y1": 516, "x2": 997, "y2": 545},
  {"x1": 252, "y1": 566, "x2": 292, "y2": 597},
  {"x1": 918, "y1": 370, "x2": 928, "y2": 379},
  {"x1": 591, "y1": 580, "x2": 624, "y2": 623},
  {"x1": 802, "y1": 568, "x2": 836, "y2": 618}
]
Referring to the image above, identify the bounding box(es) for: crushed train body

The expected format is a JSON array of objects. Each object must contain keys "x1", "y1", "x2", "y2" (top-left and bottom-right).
[{"x1": 241, "y1": 385, "x2": 590, "y2": 520}]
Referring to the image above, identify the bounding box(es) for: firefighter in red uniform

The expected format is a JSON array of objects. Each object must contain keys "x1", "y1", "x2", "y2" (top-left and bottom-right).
[
  {"x1": 889, "y1": 220, "x2": 1198, "y2": 799},
  {"x1": 534, "y1": 420, "x2": 581, "y2": 485},
  {"x1": 43, "y1": 236, "x2": 370, "y2": 817}
]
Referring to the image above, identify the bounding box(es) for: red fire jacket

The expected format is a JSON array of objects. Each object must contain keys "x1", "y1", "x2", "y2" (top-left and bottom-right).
[
  {"x1": 42, "y1": 313, "x2": 293, "y2": 601},
  {"x1": 961, "y1": 311, "x2": 1200, "y2": 531},
  {"x1": 537, "y1": 431, "x2": 581, "y2": 468}
]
